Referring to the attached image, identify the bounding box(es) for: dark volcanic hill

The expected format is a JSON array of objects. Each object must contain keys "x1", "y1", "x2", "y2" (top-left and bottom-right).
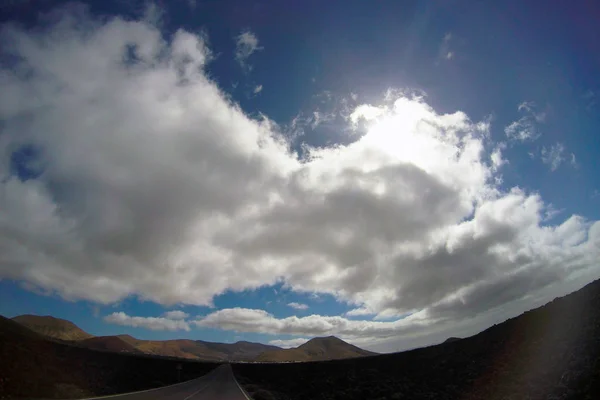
[
  {"x1": 443, "y1": 337, "x2": 461, "y2": 343},
  {"x1": 12, "y1": 315, "x2": 94, "y2": 341},
  {"x1": 0, "y1": 316, "x2": 217, "y2": 399},
  {"x1": 235, "y1": 279, "x2": 600, "y2": 400},
  {"x1": 128, "y1": 338, "x2": 227, "y2": 360},
  {"x1": 256, "y1": 336, "x2": 376, "y2": 362},
  {"x1": 1, "y1": 315, "x2": 46, "y2": 340},
  {"x1": 10, "y1": 317, "x2": 279, "y2": 361},
  {"x1": 79, "y1": 336, "x2": 141, "y2": 353}
]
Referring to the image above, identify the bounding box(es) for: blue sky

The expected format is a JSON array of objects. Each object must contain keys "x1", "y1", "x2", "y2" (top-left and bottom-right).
[{"x1": 0, "y1": 0, "x2": 599, "y2": 352}]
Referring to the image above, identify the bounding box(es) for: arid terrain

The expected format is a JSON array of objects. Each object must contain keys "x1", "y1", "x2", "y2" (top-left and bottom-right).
[
  {"x1": 11, "y1": 315, "x2": 94, "y2": 341},
  {"x1": 0, "y1": 316, "x2": 218, "y2": 399},
  {"x1": 7, "y1": 315, "x2": 371, "y2": 363},
  {"x1": 3, "y1": 279, "x2": 600, "y2": 399},
  {"x1": 0, "y1": 315, "x2": 374, "y2": 398},
  {"x1": 9, "y1": 315, "x2": 282, "y2": 361},
  {"x1": 256, "y1": 336, "x2": 375, "y2": 362}
]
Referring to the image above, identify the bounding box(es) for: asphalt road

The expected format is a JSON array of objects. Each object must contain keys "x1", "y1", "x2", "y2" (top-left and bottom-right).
[{"x1": 85, "y1": 364, "x2": 250, "y2": 400}]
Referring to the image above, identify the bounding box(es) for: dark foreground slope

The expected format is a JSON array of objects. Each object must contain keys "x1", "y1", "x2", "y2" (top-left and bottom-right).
[
  {"x1": 0, "y1": 316, "x2": 218, "y2": 399},
  {"x1": 234, "y1": 279, "x2": 600, "y2": 400}
]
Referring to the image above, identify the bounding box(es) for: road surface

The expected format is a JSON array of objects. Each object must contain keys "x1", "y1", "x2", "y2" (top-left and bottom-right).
[{"x1": 85, "y1": 364, "x2": 250, "y2": 400}]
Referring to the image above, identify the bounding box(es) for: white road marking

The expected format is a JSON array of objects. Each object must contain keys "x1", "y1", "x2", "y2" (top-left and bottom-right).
[
  {"x1": 232, "y1": 372, "x2": 252, "y2": 400},
  {"x1": 79, "y1": 366, "x2": 220, "y2": 400},
  {"x1": 182, "y1": 365, "x2": 225, "y2": 400},
  {"x1": 182, "y1": 380, "x2": 212, "y2": 400},
  {"x1": 80, "y1": 376, "x2": 207, "y2": 400},
  {"x1": 78, "y1": 365, "x2": 240, "y2": 400}
]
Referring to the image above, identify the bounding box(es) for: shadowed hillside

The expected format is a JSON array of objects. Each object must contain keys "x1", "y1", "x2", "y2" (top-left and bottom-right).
[
  {"x1": 9, "y1": 318, "x2": 281, "y2": 361},
  {"x1": 234, "y1": 279, "x2": 600, "y2": 400},
  {"x1": 127, "y1": 338, "x2": 226, "y2": 360},
  {"x1": 196, "y1": 340, "x2": 282, "y2": 361},
  {"x1": 11, "y1": 315, "x2": 94, "y2": 341},
  {"x1": 79, "y1": 336, "x2": 141, "y2": 354},
  {"x1": 114, "y1": 335, "x2": 281, "y2": 361},
  {"x1": 443, "y1": 337, "x2": 461, "y2": 344},
  {"x1": 0, "y1": 316, "x2": 218, "y2": 399}
]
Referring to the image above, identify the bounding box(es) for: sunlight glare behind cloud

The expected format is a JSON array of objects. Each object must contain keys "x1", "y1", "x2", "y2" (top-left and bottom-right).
[{"x1": 1, "y1": 6, "x2": 599, "y2": 349}]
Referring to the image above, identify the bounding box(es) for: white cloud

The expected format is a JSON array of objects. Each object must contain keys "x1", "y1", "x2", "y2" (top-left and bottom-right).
[
  {"x1": 540, "y1": 143, "x2": 576, "y2": 171},
  {"x1": 505, "y1": 101, "x2": 545, "y2": 142},
  {"x1": 268, "y1": 337, "x2": 310, "y2": 348},
  {"x1": 0, "y1": 7, "x2": 599, "y2": 351},
  {"x1": 345, "y1": 308, "x2": 375, "y2": 317},
  {"x1": 194, "y1": 291, "x2": 582, "y2": 352},
  {"x1": 517, "y1": 101, "x2": 546, "y2": 122},
  {"x1": 312, "y1": 110, "x2": 337, "y2": 128},
  {"x1": 439, "y1": 33, "x2": 455, "y2": 62},
  {"x1": 504, "y1": 118, "x2": 539, "y2": 141},
  {"x1": 541, "y1": 142, "x2": 566, "y2": 171},
  {"x1": 162, "y1": 310, "x2": 189, "y2": 320},
  {"x1": 287, "y1": 108, "x2": 338, "y2": 140},
  {"x1": 235, "y1": 30, "x2": 262, "y2": 70},
  {"x1": 287, "y1": 302, "x2": 309, "y2": 310},
  {"x1": 140, "y1": 2, "x2": 165, "y2": 28},
  {"x1": 349, "y1": 104, "x2": 386, "y2": 125},
  {"x1": 193, "y1": 308, "x2": 432, "y2": 339},
  {"x1": 104, "y1": 312, "x2": 191, "y2": 331},
  {"x1": 253, "y1": 84, "x2": 263, "y2": 94},
  {"x1": 490, "y1": 142, "x2": 506, "y2": 171}
]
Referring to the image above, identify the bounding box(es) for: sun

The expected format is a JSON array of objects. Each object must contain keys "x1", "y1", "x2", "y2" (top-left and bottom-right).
[{"x1": 356, "y1": 100, "x2": 447, "y2": 175}]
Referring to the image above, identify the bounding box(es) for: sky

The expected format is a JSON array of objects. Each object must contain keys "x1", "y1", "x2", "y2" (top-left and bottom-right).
[{"x1": 0, "y1": 0, "x2": 599, "y2": 353}]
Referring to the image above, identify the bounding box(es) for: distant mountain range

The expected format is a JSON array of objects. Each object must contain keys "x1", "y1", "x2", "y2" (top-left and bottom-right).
[{"x1": 9, "y1": 315, "x2": 374, "y2": 362}]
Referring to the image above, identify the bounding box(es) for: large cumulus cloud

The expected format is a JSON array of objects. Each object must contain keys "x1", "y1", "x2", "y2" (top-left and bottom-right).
[{"x1": 1, "y1": 5, "x2": 599, "y2": 348}]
